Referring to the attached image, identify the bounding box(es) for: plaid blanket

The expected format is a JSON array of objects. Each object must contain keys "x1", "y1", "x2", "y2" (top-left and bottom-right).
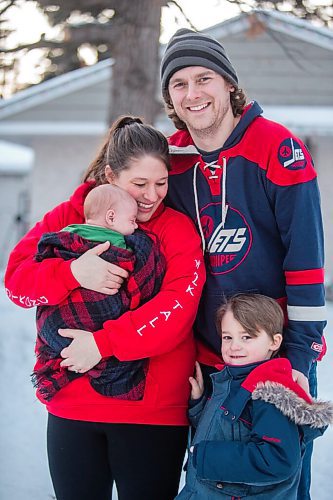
[{"x1": 32, "y1": 229, "x2": 166, "y2": 402}]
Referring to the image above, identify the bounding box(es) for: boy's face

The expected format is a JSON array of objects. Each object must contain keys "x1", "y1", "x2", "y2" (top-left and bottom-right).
[{"x1": 220, "y1": 310, "x2": 282, "y2": 365}]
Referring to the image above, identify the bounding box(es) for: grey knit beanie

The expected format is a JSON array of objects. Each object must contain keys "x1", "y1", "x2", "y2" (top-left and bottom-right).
[{"x1": 161, "y1": 28, "x2": 238, "y2": 93}]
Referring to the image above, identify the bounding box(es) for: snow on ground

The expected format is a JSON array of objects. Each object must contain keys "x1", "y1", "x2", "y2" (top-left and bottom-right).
[{"x1": 0, "y1": 286, "x2": 332, "y2": 500}]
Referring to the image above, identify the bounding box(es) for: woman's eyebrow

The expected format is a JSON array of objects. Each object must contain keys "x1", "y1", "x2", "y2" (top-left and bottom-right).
[{"x1": 132, "y1": 177, "x2": 168, "y2": 181}]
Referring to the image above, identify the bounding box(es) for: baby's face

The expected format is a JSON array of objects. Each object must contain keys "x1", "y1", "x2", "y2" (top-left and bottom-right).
[
  {"x1": 220, "y1": 310, "x2": 279, "y2": 365},
  {"x1": 113, "y1": 199, "x2": 138, "y2": 235}
]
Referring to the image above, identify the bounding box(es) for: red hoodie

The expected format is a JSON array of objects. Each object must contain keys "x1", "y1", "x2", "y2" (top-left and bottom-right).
[{"x1": 5, "y1": 182, "x2": 205, "y2": 425}]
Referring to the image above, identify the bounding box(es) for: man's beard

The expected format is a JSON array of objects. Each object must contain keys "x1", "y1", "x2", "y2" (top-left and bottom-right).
[{"x1": 187, "y1": 104, "x2": 229, "y2": 139}]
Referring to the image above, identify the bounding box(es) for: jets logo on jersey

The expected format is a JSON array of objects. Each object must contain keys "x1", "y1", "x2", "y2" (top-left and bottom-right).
[
  {"x1": 199, "y1": 202, "x2": 252, "y2": 275},
  {"x1": 278, "y1": 138, "x2": 306, "y2": 170}
]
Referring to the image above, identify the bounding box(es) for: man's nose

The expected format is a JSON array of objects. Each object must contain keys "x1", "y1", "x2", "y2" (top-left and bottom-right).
[{"x1": 186, "y1": 82, "x2": 201, "y2": 100}]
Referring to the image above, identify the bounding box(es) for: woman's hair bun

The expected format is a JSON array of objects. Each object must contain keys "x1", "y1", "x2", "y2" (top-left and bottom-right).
[{"x1": 114, "y1": 116, "x2": 143, "y2": 131}]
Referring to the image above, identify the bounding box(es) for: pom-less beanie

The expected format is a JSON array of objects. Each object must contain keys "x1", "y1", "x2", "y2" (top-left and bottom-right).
[{"x1": 161, "y1": 28, "x2": 238, "y2": 92}]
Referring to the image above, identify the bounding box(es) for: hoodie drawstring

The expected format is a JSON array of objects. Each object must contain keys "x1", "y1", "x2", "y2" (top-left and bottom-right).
[
  {"x1": 193, "y1": 162, "x2": 206, "y2": 253},
  {"x1": 221, "y1": 157, "x2": 228, "y2": 228},
  {"x1": 193, "y1": 157, "x2": 228, "y2": 254}
]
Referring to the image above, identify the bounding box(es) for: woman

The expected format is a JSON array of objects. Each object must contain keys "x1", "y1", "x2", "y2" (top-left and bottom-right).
[{"x1": 5, "y1": 116, "x2": 205, "y2": 500}]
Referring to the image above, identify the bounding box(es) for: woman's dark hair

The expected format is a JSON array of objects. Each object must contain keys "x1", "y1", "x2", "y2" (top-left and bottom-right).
[
  {"x1": 163, "y1": 82, "x2": 247, "y2": 131},
  {"x1": 84, "y1": 116, "x2": 170, "y2": 185}
]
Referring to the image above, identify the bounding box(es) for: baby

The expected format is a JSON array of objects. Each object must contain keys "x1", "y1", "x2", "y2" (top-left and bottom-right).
[{"x1": 64, "y1": 184, "x2": 138, "y2": 246}]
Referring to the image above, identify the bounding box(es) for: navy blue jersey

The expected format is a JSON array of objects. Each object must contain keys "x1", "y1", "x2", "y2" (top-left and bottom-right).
[{"x1": 166, "y1": 101, "x2": 326, "y2": 376}]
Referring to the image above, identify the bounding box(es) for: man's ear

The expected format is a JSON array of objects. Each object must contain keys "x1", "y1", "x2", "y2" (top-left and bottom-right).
[{"x1": 105, "y1": 165, "x2": 115, "y2": 184}]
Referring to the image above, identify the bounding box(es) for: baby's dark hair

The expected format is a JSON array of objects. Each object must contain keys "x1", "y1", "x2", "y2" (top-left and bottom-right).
[{"x1": 216, "y1": 293, "x2": 284, "y2": 340}]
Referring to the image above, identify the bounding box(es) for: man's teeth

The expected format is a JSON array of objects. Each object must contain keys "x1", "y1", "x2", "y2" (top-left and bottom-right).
[
  {"x1": 189, "y1": 103, "x2": 208, "y2": 111},
  {"x1": 138, "y1": 202, "x2": 154, "y2": 209}
]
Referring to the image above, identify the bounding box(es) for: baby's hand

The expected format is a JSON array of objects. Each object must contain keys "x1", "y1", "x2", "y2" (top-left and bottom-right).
[{"x1": 189, "y1": 361, "x2": 204, "y2": 400}]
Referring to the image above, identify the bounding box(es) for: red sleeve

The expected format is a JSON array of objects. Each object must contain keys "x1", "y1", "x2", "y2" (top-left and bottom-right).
[
  {"x1": 93, "y1": 211, "x2": 206, "y2": 360},
  {"x1": 4, "y1": 201, "x2": 81, "y2": 308}
]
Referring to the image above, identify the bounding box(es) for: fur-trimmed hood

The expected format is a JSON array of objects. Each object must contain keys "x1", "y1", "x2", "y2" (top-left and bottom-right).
[
  {"x1": 215, "y1": 358, "x2": 333, "y2": 436},
  {"x1": 253, "y1": 381, "x2": 333, "y2": 428},
  {"x1": 236, "y1": 358, "x2": 333, "y2": 431}
]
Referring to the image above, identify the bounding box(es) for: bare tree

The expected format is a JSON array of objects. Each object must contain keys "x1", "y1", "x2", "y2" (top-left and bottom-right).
[
  {"x1": 0, "y1": 0, "x2": 331, "y2": 122},
  {"x1": 0, "y1": 0, "x2": 169, "y2": 123}
]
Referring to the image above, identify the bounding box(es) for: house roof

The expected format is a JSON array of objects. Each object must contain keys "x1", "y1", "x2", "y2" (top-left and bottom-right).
[
  {"x1": 206, "y1": 8, "x2": 333, "y2": 51},
  {"x1": 0, "y1": 59, "x2": 113, "y2": 120},
  {"x1": 0, "y1": 9, "x2": 332, "y2": 136}
]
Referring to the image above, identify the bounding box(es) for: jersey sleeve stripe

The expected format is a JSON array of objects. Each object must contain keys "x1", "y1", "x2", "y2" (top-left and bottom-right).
[
  {"x1": 287, "y1": 305, "x2": 326, "y2": 322},
  {"x1": 285, "y1": 268, "x2": 324, "y2": 285}
]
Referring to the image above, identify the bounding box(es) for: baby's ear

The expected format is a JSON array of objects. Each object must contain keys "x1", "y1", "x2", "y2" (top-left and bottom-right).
[{"x1": 105, "y1": 208, "x2": 115, "y2": 226}]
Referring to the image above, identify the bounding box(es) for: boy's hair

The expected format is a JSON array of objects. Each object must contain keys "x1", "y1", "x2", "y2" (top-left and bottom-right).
[{"x1": 216, "y1": 293, "x2": 284, "y2": 340}]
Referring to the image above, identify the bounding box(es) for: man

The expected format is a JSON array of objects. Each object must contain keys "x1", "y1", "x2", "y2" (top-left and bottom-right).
[{"x1": 161, "y1": 28, "x2": 326, "y2": 500}]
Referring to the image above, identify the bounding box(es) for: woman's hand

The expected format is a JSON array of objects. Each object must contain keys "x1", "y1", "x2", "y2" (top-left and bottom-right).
[
  {"x1": 70, "y1": 241, "x2": 129, "y2": 295},
  {"x1": 189, "y1": 361, "x2": 204, "y2": 400},
  {"x1": 59, "y1": 329, "x2": 102, "y2": 373}
]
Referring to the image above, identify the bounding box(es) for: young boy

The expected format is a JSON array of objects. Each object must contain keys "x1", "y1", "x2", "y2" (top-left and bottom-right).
[
  {"x1": 32, "y1": 184, "x2": 165, "y2": 402},
  {"x1": 177, "y1": 294, "x2": 332, "y2": 500}
]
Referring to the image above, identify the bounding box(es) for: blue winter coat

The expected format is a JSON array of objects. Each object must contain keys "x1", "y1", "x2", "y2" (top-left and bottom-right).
[{"x1": 176, "y1": 359, "x2": 332, "y2": 499}]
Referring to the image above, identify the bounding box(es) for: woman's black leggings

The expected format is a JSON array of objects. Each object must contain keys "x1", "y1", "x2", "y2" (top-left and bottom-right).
[{"x1": 47, "y1": 414, "x2": 188, "y2": 500}]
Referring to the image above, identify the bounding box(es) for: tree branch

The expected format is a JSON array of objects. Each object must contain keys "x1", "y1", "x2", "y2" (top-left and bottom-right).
[
  {"x1": 0, "y1": 0, "x2": 16, "y2": 17},
  {"x1": 0, "y1": 37, "x2": 63, "y2": 53},
  {"x1": 65, "y1": 21, "x2": 117, "y2": 45},
  {"x1": 167, "y1": 0, "x2": 198, "y2": 30}
]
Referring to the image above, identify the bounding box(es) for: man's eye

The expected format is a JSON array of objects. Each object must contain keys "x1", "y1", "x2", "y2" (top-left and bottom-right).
[
  {"x1": 134, "y1": 183, "x2": 145, "y2": 187},
  {"x1": 173, "y1": 82, "x2": 185, "y2": 89}
]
